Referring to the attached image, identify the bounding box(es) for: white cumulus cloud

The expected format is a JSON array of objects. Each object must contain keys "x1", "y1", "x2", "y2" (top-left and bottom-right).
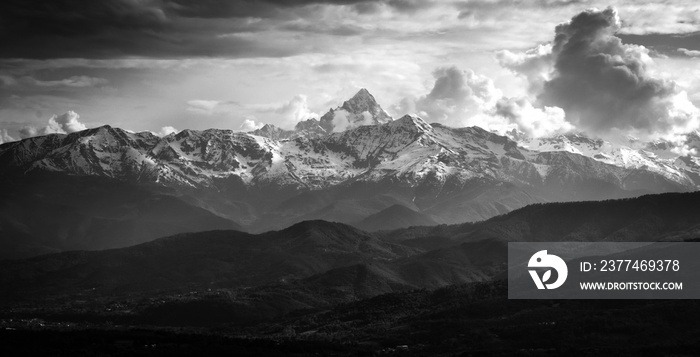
[
  {"x1": 0, "y1": 129, "x2": 16, "y2": 144},
  {"x1": 19, "y1": 111, "x2": 88, "y2": 138},
  {"x1": 269, "y1": 94, "x2": 318, "y2": 126},
  {"x1": 394, "y1": 66, "x2": 502, "y2": 128},
  {"x1": 678, "y1": 48, "x2": 700, "y2": 58},
  {"x1": 239, "y1": 118, "x2": 264, "y2": 131},
  {"x1": 156, "y1": 126, "x2": 179, "y2": 136},
  {"x1": 495, "y1": 97, "x2": 574, "y2": 137},
  {"x1": 499, "y1": 7, "x2": 700, "y2": 141}
]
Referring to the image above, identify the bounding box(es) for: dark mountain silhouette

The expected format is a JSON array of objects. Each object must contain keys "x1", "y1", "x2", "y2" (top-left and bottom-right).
[
  {"x1": 0, "y1": 221, "x2": 417, "y2": 301},
  {"x1": 2, "y1": 191, "x2": 700, "y2": 327},
  {"x1": 461, "y1": 191, "x2": 700, "y2": 243},
  {"x1": 0, "y1": 174, "x2": 240, "y2": 259},
  {"x1": 382, "y1": 191, "x2": 700, "y2": 248},
  {"x1": 123, "y1": 239, "x2": 509, "y2": 325}
]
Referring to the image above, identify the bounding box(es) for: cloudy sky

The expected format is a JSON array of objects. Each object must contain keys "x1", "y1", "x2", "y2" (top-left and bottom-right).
[{"x1": 1, "y1": 0, "x2": 699, "y2": 144}]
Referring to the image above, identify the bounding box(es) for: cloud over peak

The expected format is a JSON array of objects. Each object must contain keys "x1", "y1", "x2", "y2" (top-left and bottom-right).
[
  {"x1": 0, "y1": 129, "x2": 16, "y2": 144},
  {"x1": 494, "y1": 97, "x2": 573, "y2": 137},
  {"x1": 393, "y1": 66, "x2": 502, "y2": 127},
  {"x1": 155, "y1": 126, "x2": 179, "y2": 137},
  {"x1": 19, "y1": 111, "x2": 88, "y2": 139}
]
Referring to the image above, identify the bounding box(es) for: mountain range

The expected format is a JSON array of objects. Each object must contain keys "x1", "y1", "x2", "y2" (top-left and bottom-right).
[
  {"x1": 2, "y1": 191, "x2": 699, "y2": 324},
  {"x1": 0, "y1": 89, "x2": 698, "y2": 258}
]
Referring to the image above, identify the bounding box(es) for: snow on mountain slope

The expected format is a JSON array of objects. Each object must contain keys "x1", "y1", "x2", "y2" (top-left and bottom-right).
[
  {"x1": 250, "y1": 124, "x2": 296, "y2": 141},
  {"x1": 294, "y1": 119, "x2": 328, "y2": 138},
  {"x1": 0, "y1": 123, "x2": 694, "y2": 239},
  {"x1": 0, "y1": 133, "x2": 67, "y2": 171},
  {"x1": 147, "y1": 128, "x2": 302, "y2": 187},
  {"x1": 3, "y1": 113, "x2": 696, "y2": 194},
  {"x1": 518, "y1": 133, "x2": 697, "y2": 186},
  {"x1": 0, "y1": 126, "x2": 160, "y2": 179}
]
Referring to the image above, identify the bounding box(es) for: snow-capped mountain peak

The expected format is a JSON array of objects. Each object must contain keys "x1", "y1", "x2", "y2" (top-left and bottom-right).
[
  {"x1": 249, "y1": 89, "x2": 393, "y2": 140},
  {"x1": 318, "y1": 89, "x2": 393, "y2": 133},
  {"x1": 340, "y1": 88, "x2": 392, "y2": 122}
]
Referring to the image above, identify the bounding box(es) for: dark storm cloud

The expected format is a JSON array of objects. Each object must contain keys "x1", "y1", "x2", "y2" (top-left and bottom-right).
[
  {"x1": 0, "y1": 0, "x2": 165, "y2": 57},
  {"x1": 0, "y1": 0, "x2": 287, "y2": 58},
  {"x1": 537, "y1": 7, "x2": 697, "y2": 135},
  {"x1": 0, "y1": 0, "x2": 384, "y2": 59},
  {"x1": 0, "y1": 30, "x2": 305, "y2": 59}
]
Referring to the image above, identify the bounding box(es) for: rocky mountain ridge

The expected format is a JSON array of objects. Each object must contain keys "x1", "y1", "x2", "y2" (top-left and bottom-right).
[{"x1": 0, "y1": 89, "x2": 697, "y2": 238}]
